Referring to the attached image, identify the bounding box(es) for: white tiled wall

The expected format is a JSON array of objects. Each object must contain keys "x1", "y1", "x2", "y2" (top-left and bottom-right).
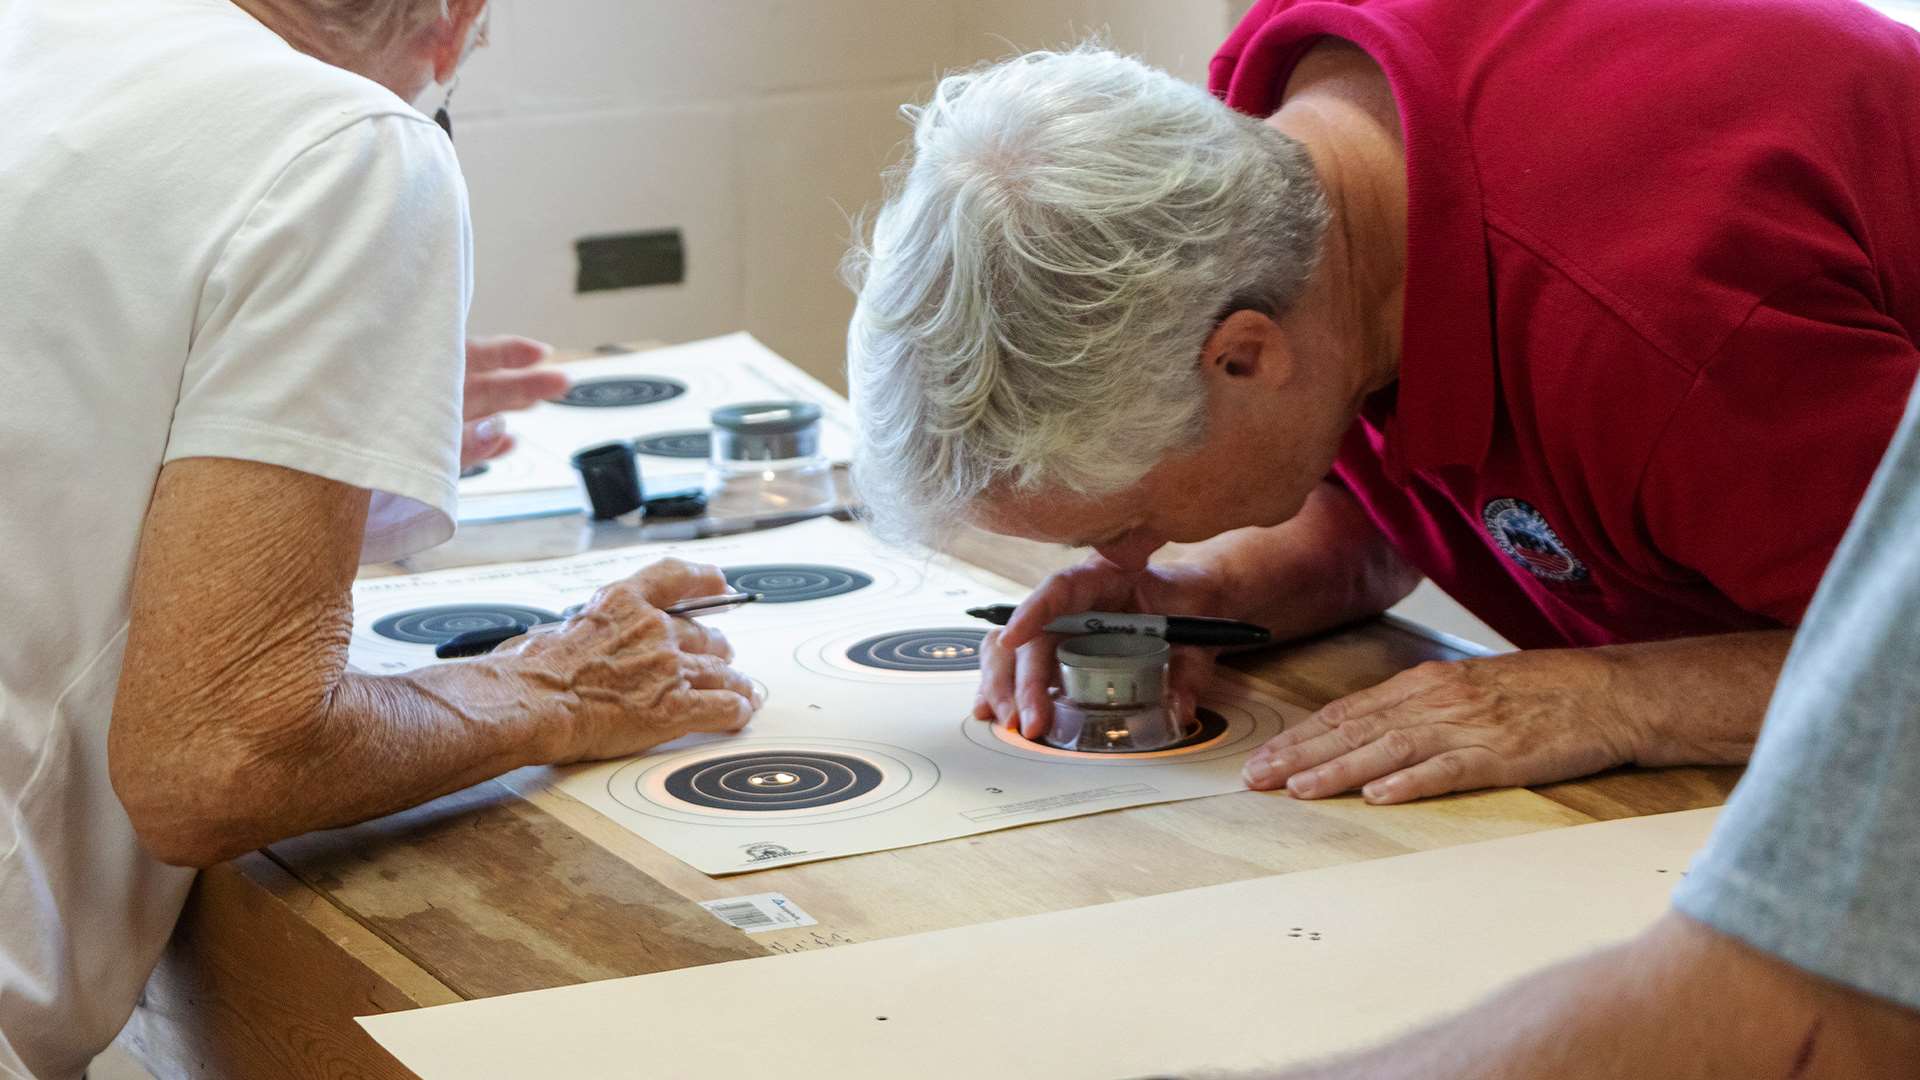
[{"x1": 455, "y1": 1, "x2": 1244, "y2": 388}]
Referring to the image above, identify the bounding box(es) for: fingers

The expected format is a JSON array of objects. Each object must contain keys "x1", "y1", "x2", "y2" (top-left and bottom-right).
[
  {"x1": 466, "y1": 334, "x2": 552, "y2": 373},
  {"x1": 1014, "y1": 634, "x2": 1061, "y2": 739},
  {"x1": 679, "y1": 688, "x2": 758, "y2": 734},
  {"x1": 627, "y1": 558, "x2": 730, "y2": 609},
  {"x1": 463, "y1": 368, "x2": 571, "y2": 419},
  {"x1": 1269, "y1": 722, "x2": 1457, "y2": 799},
  {"x1": 670, "y1": 617, "x2": 734, "y2": 661},
  {"x1": 1243, "y1": 712, "x2": 1387, "y2": 795},
  {"x1": 1166, "y1": 647, "x2": 1216, "y2": 723},
  {"x1": 1251, "y1": 665, "x2": 1432, "y2": 754},
  {"x1": 680, "y1": 652, "x2": 759, "y2": 702},
  {"x1": 1000, "y1": 561, "x2": 1133, "y2": 648},
  {"x1": 459, "y1": 416, "x2": 513, "y2": 470},
  {"x1": 1249, "y1": 717, "x2": 1330, "y2": 762},
  {"x1": 975, "y1": 627, "x2": 1019, "y2": 726},
  {"x1": 1362, "y1": 748, "x2": 1502, "y2": 804}
]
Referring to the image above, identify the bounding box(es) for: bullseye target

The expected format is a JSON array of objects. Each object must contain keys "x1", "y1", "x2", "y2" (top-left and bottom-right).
[
  {"x1": 796, "y1": 623, "x2": 991, "y2": 683},
  {"x1": 557, "y1": 377, "x2": 688, "y2": 409},
  {"x1": 847, "y1": 629, "x2": 986, "y2": 672},
  {"x1": 608, "y1": 739, "x2": 938, "y2": 825},
  {"x1": 350, "y1": 587, "x2": 569, "y2": 674},
  {"x1": 723, "y1": 564, "x2": 874, "y2": 604},
  {"x1": 633, "y1": 430, "x2": 712, "y2": 459},
  {"x1": 665, "y1": 751, "x2": 883, "y2": 811},
  {"x1": 371, "y1": 603, "x2": 562, "y2": 646}
]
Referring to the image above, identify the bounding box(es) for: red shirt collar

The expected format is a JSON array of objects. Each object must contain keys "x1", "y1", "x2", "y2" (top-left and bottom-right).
[{"x1": 1211, "y1": 1, "x2": 1495, "y2": 482}]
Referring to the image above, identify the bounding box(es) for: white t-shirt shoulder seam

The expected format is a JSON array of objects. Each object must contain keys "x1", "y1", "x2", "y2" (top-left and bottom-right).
[
  {"x1": 167, "y1": 108, "x2": 470, "y2": 563},
  {"x1": 194, "y1": 106, "x2": 447, "y2": 287}
]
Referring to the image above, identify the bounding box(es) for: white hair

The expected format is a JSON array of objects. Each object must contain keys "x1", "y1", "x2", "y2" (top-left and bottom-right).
[
  {"x1": 844, "y1": 45, "x2": 1330, "y2": 547},
  {"x1": 292, "y1": 0, "x2": 450, "y2": 59}
]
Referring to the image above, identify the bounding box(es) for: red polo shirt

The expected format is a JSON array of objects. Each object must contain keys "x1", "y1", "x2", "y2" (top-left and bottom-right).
[{"x1": 1212, "y1": 0, "x2": 1920, "y2": 649}]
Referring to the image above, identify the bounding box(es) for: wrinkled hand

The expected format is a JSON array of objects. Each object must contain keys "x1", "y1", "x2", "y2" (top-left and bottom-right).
[
  {"x1": 974, "y1": 556, "x2": 1235, "y2": 740},
  {"x1": 460, "y1": 335, "x2": 570, "y2": 468},
  {"x1": 500, "y1": 559, "x2": 764, "y2": 762},
  {"x1": 1242, "y1": 649, "x2": 1644, "y2": 804}
]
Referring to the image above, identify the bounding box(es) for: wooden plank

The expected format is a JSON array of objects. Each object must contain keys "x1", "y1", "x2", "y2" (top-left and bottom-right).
[
  {"x1": 1534, "y1": 765, "x2": 1745, "y2": 820},
  {"x1": 268, "y1": 779, "x2": 767, "y2": 1001},
  {"x1": 121, "y1": 853, "x2": 452, "y2": 1080}
]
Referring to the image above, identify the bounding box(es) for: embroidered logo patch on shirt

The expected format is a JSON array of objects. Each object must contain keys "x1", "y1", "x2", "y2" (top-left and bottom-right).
[{"x1": 1482, "y1": 498, "x2": 1589, "y2": 583}]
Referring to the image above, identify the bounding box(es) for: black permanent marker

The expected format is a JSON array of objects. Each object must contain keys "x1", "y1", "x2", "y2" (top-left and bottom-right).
[{"x1": 964, "y1": 606, "x2": 1272, "y2": 648}]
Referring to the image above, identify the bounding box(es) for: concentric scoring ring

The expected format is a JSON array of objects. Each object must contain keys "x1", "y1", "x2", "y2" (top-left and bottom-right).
[
  {"x1": 662, "y1": 751, "x2": 884, "y2": 811},
  {"x1": 557, "y1": 377, "x2": 688, "y2": 409},
  {"x1": 633, "y1": 430, "x2": 712, "y2": 459},
  {"x1": 723, "y1": 564, "x2": 874, "y2": 603},
  {"x1": 371, "y1": 604, "x2": 562, "y2": 646},
  {"x1": 845, "y1": 628, "x2": 987, "y2": 673}
]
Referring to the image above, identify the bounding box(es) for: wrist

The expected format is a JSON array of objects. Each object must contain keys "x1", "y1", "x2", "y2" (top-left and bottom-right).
[
  {"x1": 498, "y1": 653, "x2": 581, "y2": 766},
  {"x1": 1588, "y1": 644, "x2": 1669, "y2": 768},
  {"x1": 410, "y1": 654, "x2": 571, "y2": 769}
]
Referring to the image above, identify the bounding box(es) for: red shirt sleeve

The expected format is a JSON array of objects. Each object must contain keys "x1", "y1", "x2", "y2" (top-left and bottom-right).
[{"x1": 1639, "y1": 272, "x2": 1919, "y2": 626}]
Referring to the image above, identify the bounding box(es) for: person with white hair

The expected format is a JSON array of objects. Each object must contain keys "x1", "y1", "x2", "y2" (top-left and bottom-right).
[
  {"x1": 846, "y1": 2, "x2": 1920, "y2": 806},
  {"x1": 0, "y1": 2, "x2": 760, "y2": 1074}
]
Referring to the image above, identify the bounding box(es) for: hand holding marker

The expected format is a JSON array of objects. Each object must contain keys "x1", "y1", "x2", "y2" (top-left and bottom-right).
[{"x1": 965, "y1": 605, "x2": 1272, "y2": 648}]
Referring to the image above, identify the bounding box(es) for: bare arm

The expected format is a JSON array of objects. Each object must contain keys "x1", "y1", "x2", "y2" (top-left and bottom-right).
[
  {"x1": 1170, "y1": 480, "x2": 1423, "y2": 640},
  {"x1": 1262, "y1": 913, "x2": 1920, "y2": 1080},
  {"x1": 110, "y1": 457, "x2": 757, "y2": 867}
]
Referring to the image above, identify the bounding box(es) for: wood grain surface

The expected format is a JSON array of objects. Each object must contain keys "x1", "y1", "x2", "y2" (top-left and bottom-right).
[
  {"x1": 266, "y1": 780, "x2": 767, "y2": 1000},
  {"x1": 122, "y1": 854, "x2": 456, "y2": 1080},
  {"x1": 128, "y1": 344, "x2": 1737, "y2": 1078}
]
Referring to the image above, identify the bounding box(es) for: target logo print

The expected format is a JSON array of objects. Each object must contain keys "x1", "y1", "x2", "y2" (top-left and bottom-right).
[
  {"x1": 1482, "y1": 498, "x2": 1588, "y2": 583},
  {"x1": 743, "y1": 842, "x2": 804, "y2": 862}
]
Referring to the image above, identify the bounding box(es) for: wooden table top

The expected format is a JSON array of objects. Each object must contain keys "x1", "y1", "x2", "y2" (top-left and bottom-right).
[{"x1": 118, "y1": 348, "x2": 1744, "y2": 1080}]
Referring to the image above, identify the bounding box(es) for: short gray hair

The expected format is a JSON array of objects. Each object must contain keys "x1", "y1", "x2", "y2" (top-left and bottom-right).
[
  {"x1": 844, "y1": 45, "x2": 1329, "y2": 546},
  {"x1": 295, "y1": 0, "x2": 449, "y2": 59}
]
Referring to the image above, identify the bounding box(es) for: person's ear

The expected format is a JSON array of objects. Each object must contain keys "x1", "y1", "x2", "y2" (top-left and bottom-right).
[
  {"x1": 1200, "y1": 308, "x2": 1290, "y2": 383},
  {"x1": 428, "y1": 0, "x2": 490, "y2": 84}
]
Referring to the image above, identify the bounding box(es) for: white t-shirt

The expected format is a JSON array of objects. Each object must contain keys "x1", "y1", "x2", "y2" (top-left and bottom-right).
[{"x1": 0, "y1": 1, "x2": 470, "y2": 1075}]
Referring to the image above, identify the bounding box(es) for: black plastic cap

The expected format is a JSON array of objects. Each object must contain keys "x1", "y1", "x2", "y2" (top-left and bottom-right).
[{"x1": 571, "y1": 440, "x2": 644, "y2": 519}]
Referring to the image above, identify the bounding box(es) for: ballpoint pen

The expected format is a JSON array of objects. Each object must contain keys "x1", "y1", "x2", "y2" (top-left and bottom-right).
[{"x1": 434, "y1": 591, "x2": 763, "y2": 659}]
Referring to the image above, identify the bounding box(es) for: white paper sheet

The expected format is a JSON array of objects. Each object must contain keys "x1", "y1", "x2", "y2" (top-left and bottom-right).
[
  {"x1": 360, "y1": 807, "x2": 1722, "y2": 1080},
  {"x1": 457, "y1": 333, "x2": 853, "y2": 520},
  {"x1": 349, "y1": 517, "x2": 1307, "y2": 874}
]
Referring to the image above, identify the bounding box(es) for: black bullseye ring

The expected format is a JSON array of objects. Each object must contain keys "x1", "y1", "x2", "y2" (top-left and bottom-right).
[
  {"x1": 633, "y1": 430, "x2": 712, "y2": 459},
  {"x1": 846, "y1": 629, "x2": 987, "y2": 672},
  {"x1": 371, "y1": 604, "x2": 562, "y2": 645},
  {"x1": 557, "y1": 377, "x2": 688, "y2": 409},
  {"x1": 663, "y1": 751, "x2": 884, "y2": 811},
  {"x1": 724, "y1": 564, "x2": 873, "y2": 603}
]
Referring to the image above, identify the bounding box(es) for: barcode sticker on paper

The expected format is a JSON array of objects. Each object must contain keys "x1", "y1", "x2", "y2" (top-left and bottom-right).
[{"x1": 700, "y1": 892, "x2": 818, "y2": 934}]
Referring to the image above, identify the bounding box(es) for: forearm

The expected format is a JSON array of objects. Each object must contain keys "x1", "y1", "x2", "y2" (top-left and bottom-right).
[
  {"x1": 1596, "y1": 630, "x2": 1793, "y2": 767},
  {"x1": 1269, "y1": 914, "x2": 1920, "y2": 1080},
  {"x1": 1180, "y1": 481, "x2": 1420, "y2": 640},
  {"x1": 118, "y1": 649, "x2": 557, "y2": 867}
]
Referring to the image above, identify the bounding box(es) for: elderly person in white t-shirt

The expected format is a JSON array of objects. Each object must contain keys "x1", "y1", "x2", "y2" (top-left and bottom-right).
[{"x1": 0, "y1": 2, "x2": 761, "y2": 1075}]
